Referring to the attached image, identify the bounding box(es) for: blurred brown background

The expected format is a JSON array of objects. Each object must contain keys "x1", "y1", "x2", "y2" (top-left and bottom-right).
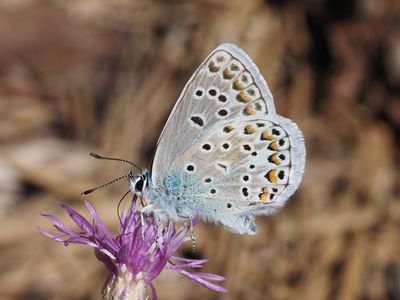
[{"x1": 1, "y1": 0, "x2": 400, "y2": 299}]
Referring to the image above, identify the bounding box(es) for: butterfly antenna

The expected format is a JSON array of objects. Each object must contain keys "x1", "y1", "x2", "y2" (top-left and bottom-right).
[
  {"x1": 89, "y1": 152, "x2": 142, "y2": 172},
  {"x1": 81, "y1": 172, "x2": 132, "y2": 196}
]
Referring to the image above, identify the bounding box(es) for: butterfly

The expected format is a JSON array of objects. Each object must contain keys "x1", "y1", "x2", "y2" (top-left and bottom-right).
[{"x1": 126, "y1": 43, "x2": 305, "y2": 235}]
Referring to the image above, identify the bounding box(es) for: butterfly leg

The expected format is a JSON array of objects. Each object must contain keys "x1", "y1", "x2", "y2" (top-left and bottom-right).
[
  {"x1": 189, "y1": 216, "x2": 196, "y2": 253},
  {"x1": 140, "y1": 203, "x2": 155, "y2": 238}
]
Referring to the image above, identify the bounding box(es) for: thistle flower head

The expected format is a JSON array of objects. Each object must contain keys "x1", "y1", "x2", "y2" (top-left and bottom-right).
[{"x1": 38, "y1": 196, "x2": 228, "y2": 299}]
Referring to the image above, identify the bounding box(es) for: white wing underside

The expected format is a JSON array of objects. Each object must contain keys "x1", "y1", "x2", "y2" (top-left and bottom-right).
[{"x1": 150, "y1": 44, "x2": 305, "y2": 234}]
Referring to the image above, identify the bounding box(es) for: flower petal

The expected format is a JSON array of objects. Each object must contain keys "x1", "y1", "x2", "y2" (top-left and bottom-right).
[
  {"x1": 178, "y1": 270, "x2": 229, "y2": 293},
  {"x1": 85, "y1": 201, "x2": 115, "y2": 240},
  {"x1": 40, "y1": 214, "x2": 78, "y2": 236},
  {"x1": 188, "y1": 272, "x2": 226, "y2": 281},
  {"x1": 59, "y1": 203, "x2": 93, "y2": 234}
]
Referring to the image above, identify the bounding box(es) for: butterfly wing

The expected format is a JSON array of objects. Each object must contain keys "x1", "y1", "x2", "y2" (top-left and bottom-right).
[
  {"x1": 149, "y1": 44, "x2": 305, "y2": 234},
  {"x1": 152, "y1": 44, "x2": 275, "y2": 179}
]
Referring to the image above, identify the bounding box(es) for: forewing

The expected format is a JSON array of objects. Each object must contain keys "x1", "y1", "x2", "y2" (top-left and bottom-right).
[{"x1": 151, "y1": 44, "x2": 276, "y2": 184}]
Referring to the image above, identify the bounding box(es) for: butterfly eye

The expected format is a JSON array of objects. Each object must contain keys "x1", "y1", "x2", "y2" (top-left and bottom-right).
[{"x1": 135, "y1": 177, "x2": 144, "y2": 192}]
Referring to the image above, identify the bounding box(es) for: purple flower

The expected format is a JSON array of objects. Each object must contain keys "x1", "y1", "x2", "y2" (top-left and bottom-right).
[{"x1": 38, "y1": 196, "x2": 228, "y2": 299}]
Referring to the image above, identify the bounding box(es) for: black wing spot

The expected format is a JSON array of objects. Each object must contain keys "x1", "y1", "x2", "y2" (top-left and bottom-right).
[
  {"x1": 243, "y1": 144, "x2": 251, "y2": 151},
  {"x1": 272, "y1": 188, "x2": 278, "y2": 193},
  {"x1": 242, "y1": 187, "x2": 249, "y2": 197},
  {"x1": 227, "y1": 203, "x2": 232, "y2": 208},
  {"x1": 195, "y1": 89, "x2": 203, "y2": 97},
  {"x1": 210, "y1": 189, "x2": 216, "y2": 194},
  {"x1": 208, "y1": 89, "x2": 217, "y2": 96},
  {"x1": 243, "y1": 175, "x2": 249, "y2": 181},
  {"x1": 202, "y1": 144, "x2": 211, "y2": 151},
  {"x1": 186, "y1": 165, "x2": 195, "y2": 172},
  {"x1": 218, "y1": 109, "x2": 228, "y2": 117},
  {"x1": 279, "y1": 154, "x2": 286, "y2": 160},
  {"x1": 279, "y1": 139, "x2": 285, "y2": 146},
  {"x1": 249, "y1": 164, "x2": 255, "y2": 169},
  {"x1": 190, "y1": 116, "x2": 204, "y2": 127},
  {"x1": 205, "y1": 177, "x2": 212, "y2": 183},
  {"x1": 217, "y1": 163, "x2": 227, "y2": 172},
  {"x1": 272, "y1": 129, "x2": 281, "y2": 136},
  {"x1": 218, "y1": 95, "x2": 227, "y2": 102},
  {"x1": 222, "y1": 143, "x2": 230, "y2": 149},
  {"x1": 230, "y1": 64, "x2": 239, "y2": 71},
  {"x1": 278, "y1": 170, "x2": 285, "y2": 180},
  {"x1": 251, "y1": 151, "x2": 257, "y2": 156},
  {"x1": 254, "y1": 102, "x2": 262, "y2": 111}
]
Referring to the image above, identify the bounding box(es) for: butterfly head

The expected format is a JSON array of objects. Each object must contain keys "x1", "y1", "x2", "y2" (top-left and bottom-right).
[{"x1": 128, "y1": 171, "x2": 149, "y2": 195}]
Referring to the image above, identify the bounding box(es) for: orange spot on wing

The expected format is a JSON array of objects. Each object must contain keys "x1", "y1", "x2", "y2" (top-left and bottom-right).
[
  {"x1": 223, "y1": 125, "x2": 234, "y2": 133},
  {"x1": 266, "y1": 169, "x2": 278, "y2": 183},
  {"x1": 208, "y1": 61, "x2": 219, "y2": 72},
  {"x1": 261, "y1": 131, "x2": 273, "y2": 140},
  {"x1": 259, "y1": 192, "x2": 269, "y2": 201},
  {"x1": 268, "y1": 154, "x2": 281, "y2": 165},
  {"x1": 268, "y1": 141, "x2": 279, "y2": 151},
  {"x1": 244, "y1": 125, "x2": 256, "y2": 134},
  {"x1": 244, "y1": 105, "x2": 256, "y2": 115},
  {"x1": 233, "y1": 80, "x2": 244, "y2": 90},
  {"x1": 236, "y1": 91, "x2": 252, "y2": 103},
  {"x1": 223, "y1": 69, "x2": 234, "y2": 79}
]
